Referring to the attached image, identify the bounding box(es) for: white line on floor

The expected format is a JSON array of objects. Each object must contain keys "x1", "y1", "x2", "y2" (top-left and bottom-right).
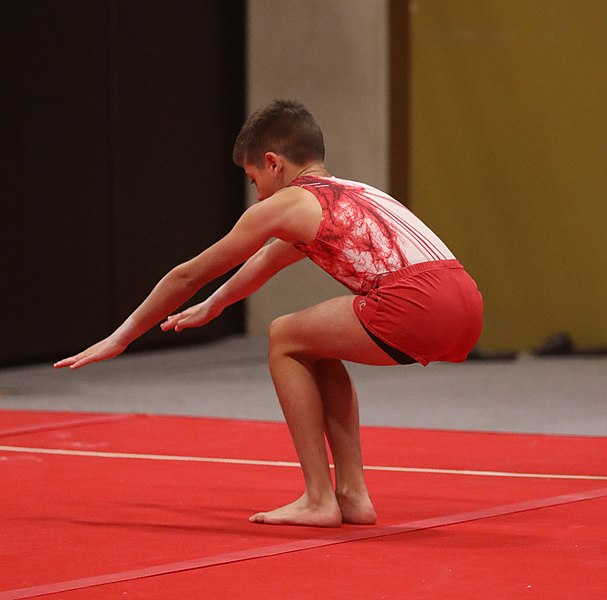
[{"x1": 1, "y1": 445, "x2": 606, "y2": 481}]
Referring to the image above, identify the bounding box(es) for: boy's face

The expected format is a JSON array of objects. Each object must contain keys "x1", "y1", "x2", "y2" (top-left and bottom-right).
[{"x1": 244, "y1": 154, "x2": 283, "y2": 201}]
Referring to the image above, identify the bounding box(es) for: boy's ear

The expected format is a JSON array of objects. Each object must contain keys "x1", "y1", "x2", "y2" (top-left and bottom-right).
[{"x1": 264, "y1": 152, "x2": 283, "y2": 175}]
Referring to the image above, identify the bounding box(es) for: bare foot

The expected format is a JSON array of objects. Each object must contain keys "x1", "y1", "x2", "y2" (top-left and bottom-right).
[
  {"x1": 336, "y1": 491, "x2": 377, "y2": 525},
  {"x1": 249, "y1": 493, "x2": 342, "y2": 527}
]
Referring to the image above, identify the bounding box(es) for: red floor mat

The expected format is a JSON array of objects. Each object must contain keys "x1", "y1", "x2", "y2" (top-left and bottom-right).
[
  {"x1": 66, "y1": 497, "x2": 606, "y2": 600},
  {"x1": 1, "y1": 410, "x2": 606, "y2": 599}
]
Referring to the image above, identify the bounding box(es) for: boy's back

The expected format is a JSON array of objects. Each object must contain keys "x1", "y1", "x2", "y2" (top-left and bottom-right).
[{"x1": 292, "y1": 175, "x2": 456, "y2": 294}]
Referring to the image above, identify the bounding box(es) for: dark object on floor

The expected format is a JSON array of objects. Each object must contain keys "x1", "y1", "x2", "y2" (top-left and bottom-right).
[
  {"x1": 534, "y1": 332, "x2": 607, "y2": 357},
  {"x1": 466, "y1": 347, "x2": 518, "y2": 361},
  {"x1": 534, "y1": 332, "x2": 574, "y2": 356}
]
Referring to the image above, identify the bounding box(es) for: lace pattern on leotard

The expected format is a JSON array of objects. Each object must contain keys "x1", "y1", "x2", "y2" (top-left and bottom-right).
[{"x1": 292, "y1": 176, "x2": 455, "y2": 294}]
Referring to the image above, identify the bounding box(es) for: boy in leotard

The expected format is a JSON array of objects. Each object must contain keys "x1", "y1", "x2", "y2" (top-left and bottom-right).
[{"x1": 55, "y1": 100, "x2": 483, "y2": 527}]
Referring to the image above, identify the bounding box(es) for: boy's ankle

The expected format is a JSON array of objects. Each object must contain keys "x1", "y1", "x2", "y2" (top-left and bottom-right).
[
  {"x1": 335, "y1": 485, "x2": 369, "y2": 502},
  {"x1": 304, "y1": 489, "x2": 339, "y2": 507}
]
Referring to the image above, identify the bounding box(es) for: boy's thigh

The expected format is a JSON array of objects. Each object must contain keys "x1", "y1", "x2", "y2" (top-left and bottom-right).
[{"x1": 270, "y1": 296, "x2": 398, "y2": 366}]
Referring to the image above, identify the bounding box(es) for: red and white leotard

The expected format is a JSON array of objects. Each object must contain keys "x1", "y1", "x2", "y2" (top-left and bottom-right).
[
  {"x1": 290, "y1": 175, "x2": 482, "y2": 365},
  {"x1": 291, "y1": 175, "x2": 455, "y2": 294}
]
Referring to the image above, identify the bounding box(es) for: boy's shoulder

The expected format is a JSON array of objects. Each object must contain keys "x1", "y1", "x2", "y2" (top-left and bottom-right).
[
  {"x1": 250, "y1": 185, "x2": 321, "y2": 244},
  {"x1": 267, "y1": 182, "x2": 319, "y2": 207}
]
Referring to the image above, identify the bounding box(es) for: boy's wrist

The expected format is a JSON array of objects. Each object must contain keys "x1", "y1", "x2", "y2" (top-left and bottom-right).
[
  {"x1": 112, "y1": 317, "x2": 143, "y2": 346},
  {"x1": 207, "y1": 290, "x2": 227, "y2": 314}
]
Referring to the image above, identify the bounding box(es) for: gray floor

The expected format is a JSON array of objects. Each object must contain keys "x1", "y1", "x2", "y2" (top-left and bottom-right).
[{"x1": 1, "y1": 335, "x2": 606, "y2": 436}]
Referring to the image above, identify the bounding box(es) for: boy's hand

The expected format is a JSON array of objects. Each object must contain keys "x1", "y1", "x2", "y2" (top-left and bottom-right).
[
  {"x1": 54, "y1": 337, "x2": 128, "y2": 370},
  {"x1": 161, "y1": 300, "x2": 222, "y2": 332}
]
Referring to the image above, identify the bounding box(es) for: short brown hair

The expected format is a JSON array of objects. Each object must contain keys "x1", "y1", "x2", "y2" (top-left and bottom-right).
[{"x1": 233, "y1": 99, "x2": 325, "y2": 167}]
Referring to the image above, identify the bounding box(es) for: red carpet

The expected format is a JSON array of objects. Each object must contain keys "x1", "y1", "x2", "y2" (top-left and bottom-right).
[{"x1": 1, "y1": 410, "x2": 606, "y2": 599}]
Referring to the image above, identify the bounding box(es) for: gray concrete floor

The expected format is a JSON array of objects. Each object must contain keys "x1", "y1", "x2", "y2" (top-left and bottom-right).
[{"x1": 1, "y1": 335, "x2": 606, "y2": 436}]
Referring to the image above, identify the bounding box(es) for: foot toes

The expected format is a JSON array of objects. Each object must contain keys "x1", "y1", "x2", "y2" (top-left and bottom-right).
[{"x1": 249, "y1": 513, "x2": 265, "y2": 523}]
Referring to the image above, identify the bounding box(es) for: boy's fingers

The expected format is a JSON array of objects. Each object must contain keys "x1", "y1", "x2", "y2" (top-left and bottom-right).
[
  {"x1": 70, "y1": 351, "x2": 105, "y2": 370},
  {"x1": 55, "y1": 349, "x2": 101, "y2": 369},
  {"x1": 160, "y1": 314, "x2": 180, "y2": 331},
  {"x1": 54, "y1": 357, "x2": 77, "y2": 368},
  {"x1": 174, "y1": 316, "x2": 191, "y2": 332},
  {"x1": 54, "y1": 338, "x2": 126, "y2": 370},
  {"x1": 64, "y1": 355, "x2": 86, "y2": 369},
  {"x1": 70, "y1": 358, "x2": 90, "y2": 370}
]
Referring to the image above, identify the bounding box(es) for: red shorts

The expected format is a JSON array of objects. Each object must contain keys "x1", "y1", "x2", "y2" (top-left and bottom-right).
[{"x1": 354, "y1": 260, "x2": 483, "y2": 366}]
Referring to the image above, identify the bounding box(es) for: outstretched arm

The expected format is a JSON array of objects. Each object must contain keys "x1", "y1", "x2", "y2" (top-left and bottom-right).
[
  {"x1": 161, "y1": 239, "x2": 305, "y2": 332},
  {"x1": 54, "y1": 195, "x2": 303, "y2": 370}
]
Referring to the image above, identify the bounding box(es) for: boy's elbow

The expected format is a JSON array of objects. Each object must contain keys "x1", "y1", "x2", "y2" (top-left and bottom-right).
[{"x1": 169, "y1": 264, "x2": 203, "y2": 291}]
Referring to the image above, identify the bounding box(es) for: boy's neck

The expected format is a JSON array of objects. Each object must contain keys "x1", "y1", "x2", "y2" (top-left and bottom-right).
[{"x1": 288, "y1": 162, "x2": 331, "y2": 183}]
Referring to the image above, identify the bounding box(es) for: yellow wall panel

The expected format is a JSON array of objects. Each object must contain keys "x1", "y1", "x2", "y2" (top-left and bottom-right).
[{"x1": 410, "y1": 1, "x2": 607, "y2": 350}]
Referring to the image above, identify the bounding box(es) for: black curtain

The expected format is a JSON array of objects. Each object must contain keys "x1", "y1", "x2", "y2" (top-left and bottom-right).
[{"x1": 1, "y1": 1, "x2": 246, "y2": 365}]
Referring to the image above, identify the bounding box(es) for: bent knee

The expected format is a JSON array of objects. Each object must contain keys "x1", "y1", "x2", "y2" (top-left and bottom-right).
[
  {"x1": 268, "y1": 313, "x2": 308, "y2": 358},
  {"x1": 269, "y1": 314, "x2": 294, "y2": 347}
]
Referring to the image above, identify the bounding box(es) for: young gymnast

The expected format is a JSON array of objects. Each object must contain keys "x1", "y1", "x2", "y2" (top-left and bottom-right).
[{"x1": 55, "y1": 100, "x2": 483, "y2": 527}]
